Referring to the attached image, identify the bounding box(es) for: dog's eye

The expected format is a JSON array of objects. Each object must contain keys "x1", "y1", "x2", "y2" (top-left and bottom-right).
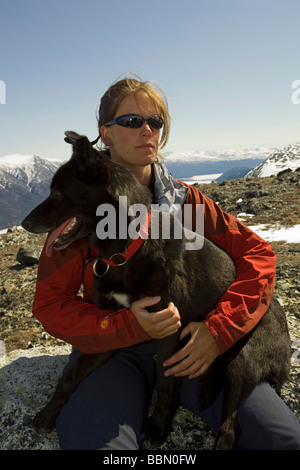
[{"x1": 51, "y1": 190, "x2": 63, "y2": 202}]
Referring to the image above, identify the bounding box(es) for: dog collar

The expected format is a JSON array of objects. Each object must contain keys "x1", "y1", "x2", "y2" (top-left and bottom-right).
[{"x1": 93, "y1": 212, "x2": 151, "y2": 277}]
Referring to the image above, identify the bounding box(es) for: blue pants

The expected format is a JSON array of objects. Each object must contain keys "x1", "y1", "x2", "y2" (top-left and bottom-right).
[{"x1": 56, "y1": 341, "x2": 300, "y2": 450}]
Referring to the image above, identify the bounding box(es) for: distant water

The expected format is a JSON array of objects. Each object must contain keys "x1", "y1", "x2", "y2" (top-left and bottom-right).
[{"x1": 179, "y1": 173, "x2": 223, "y2": 184}]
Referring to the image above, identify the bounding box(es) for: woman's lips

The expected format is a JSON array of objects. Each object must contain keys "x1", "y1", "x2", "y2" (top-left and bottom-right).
[{"x1": 136, "y1": 143, "x2": 155, "y2": 149}]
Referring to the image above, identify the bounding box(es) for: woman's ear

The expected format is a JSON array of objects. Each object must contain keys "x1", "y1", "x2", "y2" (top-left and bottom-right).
[{"x1": 100, "y1": 125, "x2": 113, "y2": 146}]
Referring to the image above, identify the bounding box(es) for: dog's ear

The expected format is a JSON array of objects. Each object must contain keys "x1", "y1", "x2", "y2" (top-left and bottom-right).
[
  {"x1": 64, "y1": 130, "x2": 90, "y2": 147},
  {"x1": 64, "y1": 130, "x2": 82, "y2": 145},
  {"x1": 64, "y1": 130, "x2": 104, "y2": 180}
]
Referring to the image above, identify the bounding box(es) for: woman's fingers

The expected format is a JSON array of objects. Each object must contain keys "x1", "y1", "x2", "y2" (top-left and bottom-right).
[{"x1": 131, "y1": 298, "x2": 181, "y2": 339}]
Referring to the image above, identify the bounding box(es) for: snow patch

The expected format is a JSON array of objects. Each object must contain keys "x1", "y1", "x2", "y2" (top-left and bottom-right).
[{"x1": 249, "y1": 224, "x2": 300, "y2": 243}]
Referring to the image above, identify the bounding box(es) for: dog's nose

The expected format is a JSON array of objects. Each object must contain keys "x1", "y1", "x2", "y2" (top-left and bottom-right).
[{"x1": 21, "y1": 218, "x2": 31, "y2": 231}]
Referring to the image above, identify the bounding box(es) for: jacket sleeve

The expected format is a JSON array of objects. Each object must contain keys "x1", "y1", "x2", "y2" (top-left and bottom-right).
[
  {"x1": 32, "y1": 236, "x2": 150, "y2": 353},
  {"x1": 183, "y1": 185, "x2": 276, "y2": 354}
]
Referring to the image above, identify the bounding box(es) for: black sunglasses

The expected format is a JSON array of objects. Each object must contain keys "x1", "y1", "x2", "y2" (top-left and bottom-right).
[{"x1": 104, "y1": 114, "x2": 164, "y2": 130}]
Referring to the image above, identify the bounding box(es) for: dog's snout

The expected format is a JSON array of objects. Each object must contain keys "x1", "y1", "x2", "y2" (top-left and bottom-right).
[
  {"x1": 21, "y1": 217, "x2": 31, "y2": 231},
  {"x1": 21, "y1": 216, "x2": 38, "y2": 232}
]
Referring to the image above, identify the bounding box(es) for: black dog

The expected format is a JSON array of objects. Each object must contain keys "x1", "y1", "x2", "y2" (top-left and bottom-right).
[{"x1": 22, "y1": 131, "x2": 291, "y2": 450}]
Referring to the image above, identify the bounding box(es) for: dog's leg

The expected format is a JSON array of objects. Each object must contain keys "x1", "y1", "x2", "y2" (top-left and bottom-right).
[
  {"x1": 213, "y1": 398, "x2": 240, "y2": 450},
  {"x1": 33, "y1": 350, "x2": 115, "y2": 432},
  {"x1": 142, "y1": 331, "x2": 181, "y2": 448},
  {"x1": 213, "y1": 353, "x2": 256, "y2": 450},
  {"x1": 214, "y1": 304, "x2": 291, "y2": 450}
]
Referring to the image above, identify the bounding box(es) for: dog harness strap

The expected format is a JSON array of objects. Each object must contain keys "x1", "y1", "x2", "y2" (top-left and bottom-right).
[
  {"x1": 97, "y1": 212, "x2": 151, "y2": 267},
  {"x1": 90, "y1": 134, "x2": 101, "y2": 146}
]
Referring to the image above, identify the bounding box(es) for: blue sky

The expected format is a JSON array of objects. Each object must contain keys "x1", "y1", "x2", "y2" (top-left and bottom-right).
[{"x1": 0, "y1": 0, "x2": 299, "y2": 160}]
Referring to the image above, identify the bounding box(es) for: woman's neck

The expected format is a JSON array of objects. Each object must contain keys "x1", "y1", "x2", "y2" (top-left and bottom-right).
[
  {"x1": 106, "y1": 148, "x2": 154, "y2": 188},
  {"x1": 132, "y1": 165, "x2": 152, "y2": 187}
]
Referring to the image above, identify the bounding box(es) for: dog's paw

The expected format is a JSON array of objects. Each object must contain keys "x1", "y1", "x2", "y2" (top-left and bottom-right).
[
  {"x1": 142, "y1": 415, "x2": 171, "y2": 449},
  {"x1": 32, "y1": 409, "x2": 55, "y2": 433},
  {"x1": 141, "y1": 436, "x2": 153, "y2": 450}
]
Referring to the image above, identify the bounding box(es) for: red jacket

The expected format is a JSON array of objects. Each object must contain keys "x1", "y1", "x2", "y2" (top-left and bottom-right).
[{"x1": 32, "y1": 183, "x2": 276, "y2": 355}]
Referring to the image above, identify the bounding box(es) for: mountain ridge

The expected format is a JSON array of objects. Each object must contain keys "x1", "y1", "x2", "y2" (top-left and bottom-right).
[
  {"x1": 245, "y1": 143, "x2": 300, "y2": 177},
  {"x1": 0, "y1": 142, "x2": 299, "y2": 230},
  {"x1": 0, "y1": 155, "x2": 60, "y2": 229}
]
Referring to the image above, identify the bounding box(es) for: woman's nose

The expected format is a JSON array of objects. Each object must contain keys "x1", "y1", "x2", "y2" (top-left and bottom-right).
[{"x1": 141, "y1": 121, "x2": 152, "y2": 135}]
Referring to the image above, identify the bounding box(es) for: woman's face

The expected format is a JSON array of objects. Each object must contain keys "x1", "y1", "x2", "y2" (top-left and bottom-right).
[{"x1": 101, "y1": 92, "x2": 161, "y2": 182}]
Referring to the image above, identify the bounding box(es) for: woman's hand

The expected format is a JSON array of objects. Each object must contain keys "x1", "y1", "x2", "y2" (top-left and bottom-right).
[
  {"x1": 131, "y1": 296, "x2": 181, "y2": 339},
  {"x1": 163, "y1": 322, "x2": 219, "y2": 379}
]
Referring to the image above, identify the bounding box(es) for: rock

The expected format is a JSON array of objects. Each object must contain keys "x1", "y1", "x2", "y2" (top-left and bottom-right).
[
  {"x1": 0, "y1": 342, "x2": 299, "y2": 451},
  {"x1": 247, "y1": 199, "x2": 271, "y2": 215},
  {"x1": 6, "y1": 226, "x2": 19, "y2": 233},
  {"x1": 3, "y1": 282, "x2": 16, "y2": 294},
  {"x1": 16, "y1": 246, "x2": 42, "y2": 265},
  {"x1": 194, "y1": 168, "x2": 300, "y2": 226},
  {"x1": 0, "y1": 345, "x2": 71, "y2": 450}
]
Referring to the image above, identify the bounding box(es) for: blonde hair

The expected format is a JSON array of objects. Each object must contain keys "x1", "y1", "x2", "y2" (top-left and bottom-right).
[{"x1": 97, "y1": 74, "x2": 171, "y2": 158}]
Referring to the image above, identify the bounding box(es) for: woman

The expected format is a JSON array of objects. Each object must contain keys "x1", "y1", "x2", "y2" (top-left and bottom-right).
[{"x1": 33, "y1": 75, "x2": 300, "y2": 450}]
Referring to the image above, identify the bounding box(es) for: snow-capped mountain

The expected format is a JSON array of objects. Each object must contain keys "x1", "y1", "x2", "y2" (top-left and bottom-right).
[
  {"x1": 0, "y1": 154, "x2": 60, "y2": 190},
  {"x1": 0, "y1": 154, "x2": 61, "y2": 230},
  {"x1": 245, "y1": 143, "x2": 300, "y2": 177}
]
